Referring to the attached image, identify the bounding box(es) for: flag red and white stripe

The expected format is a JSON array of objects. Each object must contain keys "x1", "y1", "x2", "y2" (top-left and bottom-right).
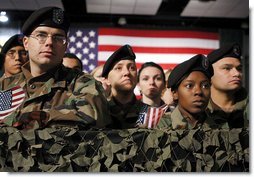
[
  {"x1": 97, "y1": 28, "x2": 219, "y2": 70},
  {"x1": 0, "y1": 86, "x2": 25, "y2": 119},
  {"x1": 146, "y1": 104, "x2": 168, "y2": 128}
]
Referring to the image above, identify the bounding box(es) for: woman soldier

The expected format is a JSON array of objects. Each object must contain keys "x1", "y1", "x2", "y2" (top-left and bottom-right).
[{"x1": 157, "y1": 54, "x2": 216, "y2": 129}]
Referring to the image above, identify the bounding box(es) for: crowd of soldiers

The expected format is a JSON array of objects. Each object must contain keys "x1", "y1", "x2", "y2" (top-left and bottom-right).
[{"x1": 0, "y1": 6, "x2": 248, "y2": 132}]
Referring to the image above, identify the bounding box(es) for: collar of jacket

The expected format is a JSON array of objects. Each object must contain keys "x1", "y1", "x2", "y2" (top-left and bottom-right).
[{"x1": 21, "y1": 62, "x2": 68, "y2": 90}]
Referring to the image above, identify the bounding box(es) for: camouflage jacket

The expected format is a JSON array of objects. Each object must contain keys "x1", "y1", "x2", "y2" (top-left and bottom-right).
[
  {"x1": 206, "y1": 87, "x2": 249, "y2": 129},
  {"x1": 157, "y1": 106, "x2": 217, "y2": 130},
  {"x1": 108, "y1": 95, "x2": 145, "y2": 129},
  {"x1": 0, "y1": 62, "x2": 112, "y2": 129}
]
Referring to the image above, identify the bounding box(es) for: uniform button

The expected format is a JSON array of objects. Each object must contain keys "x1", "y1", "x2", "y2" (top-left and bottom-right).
[{"x1": 30, "y1": 84, "x2": 36, "y2": 89}]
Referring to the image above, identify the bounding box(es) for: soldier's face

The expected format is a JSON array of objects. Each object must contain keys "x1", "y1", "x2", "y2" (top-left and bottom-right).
[
  {"x1": 138, "y1": 66, "x2": 165, "y2": 100},
  {"x1": 173, "y1": 71, "x2": 211, "y2": 115},
  {"x1": 211, "y1": 57, "x2": 242, "y2": 92},
  {"x1": 107, "y1": 60, "x2": 137, "y2": 92},
  {"x1": 4, "y1": 46, "x2": 28, "y2": 77},
  {"x1": 23, "y1": 26, "x2": 67, "y2": 74}
]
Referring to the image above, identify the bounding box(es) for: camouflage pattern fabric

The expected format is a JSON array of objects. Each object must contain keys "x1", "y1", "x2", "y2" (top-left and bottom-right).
[
  {"x1": 207, "y1": 88, "x2": 249, "y2": 129},
  {"x1": 157, "y1": 106, "x2": 220, "y2": 130},
  {"x1": 0, "y1": 62, "x2": 111, "y2": 129},
  {"x1": 0, "y1": 126, "x2": 249, "y2": 172}
]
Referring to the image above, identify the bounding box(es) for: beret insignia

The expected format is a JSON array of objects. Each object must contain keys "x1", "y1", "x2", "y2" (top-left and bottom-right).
[
  {"x1": 233, "y1": 46, "x2": 240, "y2": 56},
  {"x1": 202, "y1": 57, "x2": 209, "y2": 70},
  {"x1": 53, "y1": 9, "x2": 64, "y2": 25}
]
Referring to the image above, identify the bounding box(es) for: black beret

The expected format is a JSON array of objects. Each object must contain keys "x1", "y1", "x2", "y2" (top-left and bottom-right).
[
  {"x1": 1, "y1": 34, "x2": 24, "y2": 54},
  {"x1": 64, "y1": 53, "x2": 80, "y2": 60},
  {"x1": 22, "y1": 6, "x2": 69, "y2": 35},
  {"x1": 207, "y1": 43, "x2": 241, "y2": 64},
  {"x1": 168, "y1": 54, "x2": 213, "y2": 90},
  {"x1": 101, "y1": 44, "x2": 136, "y2": 77}
]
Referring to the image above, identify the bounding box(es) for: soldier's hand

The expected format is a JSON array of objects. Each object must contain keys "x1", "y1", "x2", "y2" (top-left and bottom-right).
[{"x1": 13, "y1": 111, "x2": 49, "y2": 130}]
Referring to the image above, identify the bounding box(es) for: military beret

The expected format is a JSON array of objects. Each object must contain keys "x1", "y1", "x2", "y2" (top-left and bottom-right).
[
  {"x1": 1, "y1": 34, "x2": 24, "y2": 54},
  {"x1": 22, "y1": 6, "x2": 69, "y2": 35},
  {"x1": 168, "y1": 54, "x2": 213, "y2": 90},
  {"x1": 207, "y1": 43, "x2": 241, "y2": 64},
  {"x1": 101, "y1": 44, "x2": 136, "y2": 77}
]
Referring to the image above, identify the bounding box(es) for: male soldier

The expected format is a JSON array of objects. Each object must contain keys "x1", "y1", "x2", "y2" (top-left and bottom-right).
[
  {"x1": 0, "y1": 7, "x2": 111, "y2": 130},
  {"x1": 207, "y1": 43, "x2": 248, "y2": 128},
  {"x1": 63, "y1": 52, "x2": 83, "y2": 72},
  {"x1": 0, "y1": 34, "x2": 28, "y2": 79},
  {"x1": 102, "y1": 44, "x2": 144, "y2": 129}
]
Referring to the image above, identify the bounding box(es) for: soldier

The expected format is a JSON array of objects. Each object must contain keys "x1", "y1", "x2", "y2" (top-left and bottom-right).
[
  {"x1": 137, "y1": 62, "x2": 166, "y2": 107},
  {"x1": 101, "y1": 44, "x2": 145, "y2": 129},
  {"x1": 0, "y1": 34, "x2": 28, "y2": 79},
  {"x1": 207, "y1": 43, "x2": 248, "y2": 128},
  {"x1": 63, "y1": 52, "x2": 83, "y2": 72},
  {"x1": 0, "y1": 7, "x2": 111, "y2": 130},
  {"x1": 157, "y1": 54, "x2": 217, "y2": 130}
]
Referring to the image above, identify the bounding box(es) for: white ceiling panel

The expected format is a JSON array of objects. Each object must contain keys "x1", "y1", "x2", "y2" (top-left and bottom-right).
[
  {"x1": 86, "y1": 0, "x2": 162, "y2": 15},
  {"x1": 112, "y1": 0, "x2": 136, "y2": 6},
  {"x1": 134, "y1": 0, "x2": 162, "y2": 15},
  {"x1": 86, "y1": 0, "x2": 111, "y2": 13},
  {"x1": 111, "y1": 0, "x2": 136, "y2": 14},
  {"x1": 86, "y1": 4, "x2": 110, "y2": 13},
  {"x1": 134, "y1": 7, "x2": 159, "y2": 15},
  {"x1": 86, "y1": 0, "x2": 111, "y2": 5},
  {"x1": 111, "y1": 6, "x2": 134, "y2": 14},
  {"x1": 181, "y1": 0, "x2": 248, "y2": 18}
]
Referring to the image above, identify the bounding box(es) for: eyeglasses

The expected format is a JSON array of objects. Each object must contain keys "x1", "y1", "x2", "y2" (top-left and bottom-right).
[
  {"x1": 6, "y1": 50, "x2": 27, "y2": 59},
  {"x1": 29, "y1": 33, "x2": 67, "y2": 45}
]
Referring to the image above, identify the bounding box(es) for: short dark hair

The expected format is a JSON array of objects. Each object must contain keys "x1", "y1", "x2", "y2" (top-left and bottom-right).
[
  {"x1": 138, "y1": 62, "x2": 165, "y2": 83},
  {"x1": 63, "y1": 53, "x2": 83, "y2": 71}
]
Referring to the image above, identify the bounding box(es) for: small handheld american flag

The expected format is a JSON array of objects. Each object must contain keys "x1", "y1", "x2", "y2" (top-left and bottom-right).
[
  {"x1": 137, "y1": 104, "x2": 168, "y2": 128},
  {"x1": 0, "y1": 86, "x2": 25, "y2": 119}
]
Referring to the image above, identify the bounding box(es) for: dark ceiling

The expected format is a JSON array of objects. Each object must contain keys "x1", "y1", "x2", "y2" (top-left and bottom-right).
[{"x1": 0, "y1": 0, "x2": 249, "y2": 31}]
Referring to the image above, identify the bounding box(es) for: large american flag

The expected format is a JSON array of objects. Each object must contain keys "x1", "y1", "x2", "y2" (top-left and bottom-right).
[
  {"x1": 0, "y1": 86, "x2": 25, "y2": 119},
  {"x1": 67, "y1": 27, "x2": 219, "y2": 73}
]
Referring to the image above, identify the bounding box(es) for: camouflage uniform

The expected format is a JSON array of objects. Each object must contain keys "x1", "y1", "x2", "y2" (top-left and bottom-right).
[
  {"x1": 108, "y1": 96, "x2": 144, "y2": 129},
  {"x1": 0, "y1": 62, "x2": 112, "y2": 129},
  {"x1": 207, "y1": 87, "x2": 248, "y2": 129},
  {"x1": 157, "y1": 106, "x2": 217, "y2": 130}
]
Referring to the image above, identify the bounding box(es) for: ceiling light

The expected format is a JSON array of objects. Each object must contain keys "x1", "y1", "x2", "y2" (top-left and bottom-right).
[
  {"x1": 0, "y1": 11, "x2": 9, "y2": 23},
  {"x1": 118, "y1": 17, "x2": 127, "y2": 26}
]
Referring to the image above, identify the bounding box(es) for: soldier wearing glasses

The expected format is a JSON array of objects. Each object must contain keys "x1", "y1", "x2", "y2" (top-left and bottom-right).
[
  {"x1": 0, "y1": 34, "x2": 28, "y2": 79},
  {"x1": 0, "y1": 7, "x2": 112, "y2": 130}
]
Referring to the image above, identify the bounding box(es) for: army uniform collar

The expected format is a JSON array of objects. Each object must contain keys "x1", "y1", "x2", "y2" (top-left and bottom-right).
[
  {"x1": 22, "y1": 62, "x2": 67, "y2": 89},
  {"x1": 171, "y1": 106, "x2": 205, "y2": 129}
]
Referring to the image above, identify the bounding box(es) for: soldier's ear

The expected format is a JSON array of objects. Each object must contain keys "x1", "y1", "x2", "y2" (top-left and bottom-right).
[
  {"x1": 103, "y1": 78, "x2": 111, "y2": 86},
  {"x1": 172, "y1": 90, "x2": 178, "y2": 101},
  {"x1": 23, "y1": 36, "x2": 29, "y2": 51}
]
